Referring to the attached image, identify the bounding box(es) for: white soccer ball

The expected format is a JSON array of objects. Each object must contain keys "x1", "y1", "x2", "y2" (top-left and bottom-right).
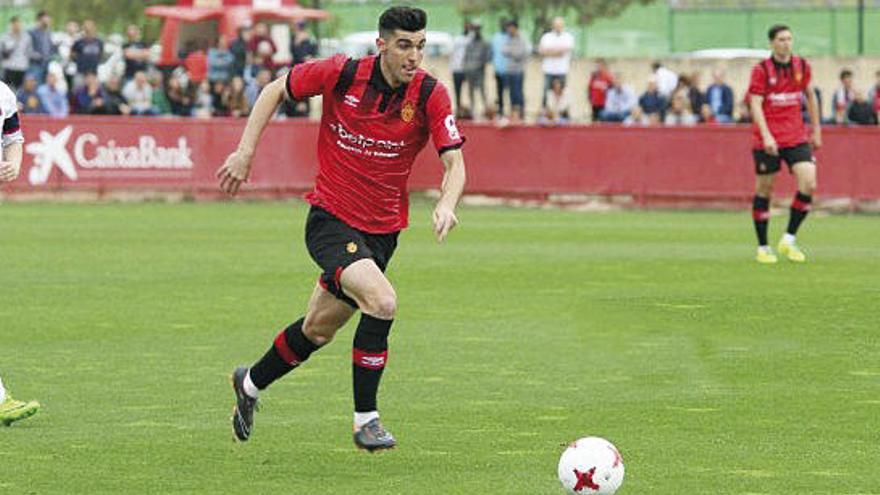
[{"x1": 558, "y1": 437, "x2": 625, "y2": 494}]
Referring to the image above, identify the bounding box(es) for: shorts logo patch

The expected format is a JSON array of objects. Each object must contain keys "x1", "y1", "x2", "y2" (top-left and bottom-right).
[
  {"x1": 346, "y1": 242, "x2": 358, "y2": 254},
  {"x1": 759, "y1": 162, "x2": 767, "y2": 172},
  {"x1": 401, "y1": 101, "x2": 416, "y2": 123}
]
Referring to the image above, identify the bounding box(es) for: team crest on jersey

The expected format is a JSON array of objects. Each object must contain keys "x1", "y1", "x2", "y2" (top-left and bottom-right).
[
  {"x1": 401, "y1": 101, "x2": 416, "y2": 123},
  {"x1": 346, "y1": 242, "x2": 358, "y2": 254}
]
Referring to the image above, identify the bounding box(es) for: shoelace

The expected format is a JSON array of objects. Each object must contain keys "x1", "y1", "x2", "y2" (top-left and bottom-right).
[{"x1": 366, "y1": 421, "x2": 390, "y2": 440}]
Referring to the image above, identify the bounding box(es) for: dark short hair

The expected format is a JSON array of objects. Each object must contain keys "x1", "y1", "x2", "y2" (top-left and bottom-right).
[
  {"x1": 36, "y1": 11, "x2": 48, "y2": 20},
  {"x1": 10, "y1": 16, "x2": 19, "y2": 23},
  {"x1": 840, "y1": 69, "x2": 853, "y2": 79},
  {"x1": 768, "y1": 24, "x2": 790, "y2": 41},
  {"x1": 379, "y1": 6, "x2": 427, "y2": 38}
]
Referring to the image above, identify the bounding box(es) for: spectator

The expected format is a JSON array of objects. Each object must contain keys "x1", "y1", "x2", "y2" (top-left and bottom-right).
[
  {"x1": 869, "y1": 70, "x2": 880, "y2": 122},
  {"x1": 36, "y1": 71, "x2": 68, "y2": 117},
  {"x1": 192, "y1": 80, "x2": 213, "y2": 118},
  {"x1": 285, "y1": 22, "x2": 318, "y2": 118},
  {"x1": 229, "y1": 26, "x2": 251, "y2": 79},
  {"x1": 450, "y1": 21, "x2": 472, "y2": 117},
  {"x1": 538, "y1": 77, "x2": 570, "y2": 126},
  {"x1": 501, "y1": 20, "x2": 528, "y2": 124},
  {"x1": 705, "y1": 69, "x2": 734, "y2": 123},
  {"x1": 248, "y1": 22, "x2": 276, "y2": 68},
  {"x1": 28, "y1": 11, "x2": 54, "y2": 83},
  {"x1": 599, "y1": 73, "x2": 636, "y2": 122},
  {"x1": 166, "y1": 74, "x2": 193, "y2": 116},
  {"x1": 98, "y1": 75, "x2": 130, "y2": 115},
  {"x1": 1, "y1": 16, "x2": 32, "y2": 89},
  {"x1": 56, "y1": 21, "x2": 80, "y2": 91},
  {"x1": 699, "y1": 104, "x2": 717, "y2": 124},
  {"x1": 245, "y1": 68, "x2": 272, "y2": 108},
  {"x1": 123, "y1": 25, "x2": 151, "y2": 81},
  {"x1": 290, "y1": 21, "x2": 317, "y2": 66},
  {"x1": 651, "y1": 61, "x2": 678, "y2": 99},
  {"x1": 72, "y1": 20, "x2": 104, "y2": 82},
  {"x1": 736, "y1": 95, "x2": 752, "y2": 124},
  {"x1": 538, "y1": 17, "x2": 574, "y2": 110},
  {"x1": 184, "y1": 41, "x2": 208, "y2": 84},
  {"x1": 664, "y1": 93, "x2": 697, "y2": 126},
  {"x1": 72, "y1": 72, "x2": 106, "y2": 114},
  {"x1": 832, "y1": 69, "x2": 855, "y2": 124},
  {"x1": 638, "y1": 77, "x2": 667, "y2": 121},
  {"x1": 683, "y1": 73, "x2": 705, "y2": 121},
  {"x1": 208, "y1": 36, "x2": 235, "y2": 84},
  {"x1": 588, "y1": 58, "x2": 613, "y2": 122},
  {"x1": 491, "y1": 18, "x2": 510, "y2": 118},
  {"x1": 623, "y1": 106, "x2": 649, "y2": 126},
  {"x1": 210, "y1": 81, "x2": 229, "y2": 116},
  {"x1": 224, "y1": 76, "x2": 250, "y2": 118},
  {"x1": 463, "y1": 22, "x2": 491, "y2": 119},
  {"x1": 15, "y1": 75, "x2": 44, "y2": 114},
  {"x1": 150, "y1": 72, "x2": 171, "y2": 115},
  {"x1": 847, "y1": 90, "x2": 877, "y2": 125},
  {"x1": 122, "y1": 70, "x2": 157, "y2": 116}
]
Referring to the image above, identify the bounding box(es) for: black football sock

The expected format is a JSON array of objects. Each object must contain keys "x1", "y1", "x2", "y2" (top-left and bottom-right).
[
  {"x1": 752, "y1": 195, "x2": 770, "y2": 246},
  {"x1": 786, "y1": 192, "x2": 813, "y2": 236},
  {"x1": 248, "y1": 318, "x2": 321, "y2": 390},
  {"x1": 352, "y1": 314, "x2": 393, "y2": 413}
]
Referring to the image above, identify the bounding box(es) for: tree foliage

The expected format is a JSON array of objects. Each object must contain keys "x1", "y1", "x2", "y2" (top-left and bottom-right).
[{"x1": 32, "y1": 0, "x2": 177, "y2": 40}]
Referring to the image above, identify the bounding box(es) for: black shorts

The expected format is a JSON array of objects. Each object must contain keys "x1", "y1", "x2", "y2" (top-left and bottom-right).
[
  {"x1": 753, "y1": 143, "x2": 815, "y2": 175},
  {"x1": 305, "y1": 206, "x2": 399, "y2": 309}
]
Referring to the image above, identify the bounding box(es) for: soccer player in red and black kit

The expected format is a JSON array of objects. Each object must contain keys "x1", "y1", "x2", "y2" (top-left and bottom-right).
[
  {"x1": 749, "y1": 25, "x2": 821, "y2": 264},
  {"x1": 217, "y1": 7, "x2": 466, "y2": 451}
]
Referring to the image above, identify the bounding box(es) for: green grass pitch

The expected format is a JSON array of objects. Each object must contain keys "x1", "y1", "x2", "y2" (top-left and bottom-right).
[{"x1": 1, "y1": 202, "x2": 878, "y2": 494}]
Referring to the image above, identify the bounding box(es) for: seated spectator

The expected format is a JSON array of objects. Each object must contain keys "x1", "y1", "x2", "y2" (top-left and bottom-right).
[
  {"x1": 224, "y1": 76, "x2": 250, "y2": 118},
  {"x1": 599, "y1": 73, "x2": 636, "y2": 122},
  {"x1": 699, "y1": 103, "x2": 717, "y2": 124},
  {"x1": 686, "y1": 72, "x2": 706, "y2": 121},
  {"x1": 868, "y1": 69, "x2": 880, "y2": 122},
  {"x1": 72, "y1": 72, "x2": 106, "y2": 114},
  {"x1": 832, "y1": 69, "x2": 855, "y2": 124},
  {"x1": 122, "y1": 70, "x2": 157, "y2": 116},
  {"x1": 211, "y1": 81, "x2": 229, "y2": 116},
  {"x1": 245, "y1": 68, "x2": 272, "y2": 108},
  {"x1": 192, "y1": 80, "x2": 213, "y2": 118},
  {"x1": 208, "y1": 36, "x2": 235, "y2": 84},
  {"x1": 623, "y1": 106, "x2": 648, "y2": 126},
  {"x1": 36, "y1": 72, "x2": 69, "y2": 117},
  {"x1": 150, "y1": 72, "x2": 171, "y2": 116},
  {"x1": 638, "y1": 77, "x2": 667, "y2": 121},
  {"x1": 847, "y1": 90, "x2": 878, "y2": 125},
  {"x1": 664, "y1": 93, "x2": 697, "y2": 126},
  {"x1": 16, "y1": 75, "x2": 45, "y2": 114},
  {"x1": 97, "y1": 75, "x2": 130, "y2": 115},
  {"x1": 538, "y1": 78, "x2": 570, "y2": 126},
  {"x1": 166, "y1": 75, "x2": 193, "y2": 116},
  {"x1": 705, "y1": 69, "x2": 734, "y2": 123}
]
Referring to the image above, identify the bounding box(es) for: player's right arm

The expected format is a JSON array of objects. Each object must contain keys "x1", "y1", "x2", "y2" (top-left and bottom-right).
[
  {"x1": 748, "y1": 63, "x2": 777, "y2": 156},
  {"x1": 217, "y1": 76, "x2": 286, "y2": 195},
  {"x1": 217, "y1": 54, "x2": 348, "y2": 196}
]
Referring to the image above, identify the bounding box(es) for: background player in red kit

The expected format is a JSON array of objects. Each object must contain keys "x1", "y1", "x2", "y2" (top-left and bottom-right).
[
  {"x1": 748, "y1": 24, "x2": 821, "y2": 264},
  {"x1": 217, "y1": 7, "x2": 466, "y2": 450}
]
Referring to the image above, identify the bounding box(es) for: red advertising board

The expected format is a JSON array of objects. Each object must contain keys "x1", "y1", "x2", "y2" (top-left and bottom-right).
[{"x1": 4, "y1": 116, "x2": 879, "y2": 205}]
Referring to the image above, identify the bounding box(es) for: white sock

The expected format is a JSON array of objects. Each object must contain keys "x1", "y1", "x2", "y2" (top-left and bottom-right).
[
  {"x1": 782, "y1": 233, "x2": 796, "y2": 245},
  {"x1": 242, "y1": 370, "x2": 260, "y2": 399},
  {"x1": 354, "y1": 411, "x2": 379, "y2": 429},
  {"x1": 758, "y1": 245, "x2": 771, "y2": 252}
]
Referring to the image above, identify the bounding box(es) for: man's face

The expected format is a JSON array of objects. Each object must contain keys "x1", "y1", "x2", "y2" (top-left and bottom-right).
[
  {"x1": 553, "y1": 17, "x2": 564, "y2": 33},
  {"x1": 40, "y1": 15, "x2": 51, "y2": 28},
  {"x1": 843, "y1": 75, "x2": 853, "y2": 89},
  {"x1": 84, "y1": 21, "x2": 96, "y2": 37},
  {"x1": 770, "y1": 30, "x2": 793, "y2": 58},
  {"x1": 11, "y1": 20, "x2": 20, "y2": 33},
  {"x1": 127, "y1": 26, "x2": 139, "y2": 40},
  {"x1": 377, "y1": 29, "x2": 426, "y2": 85}
]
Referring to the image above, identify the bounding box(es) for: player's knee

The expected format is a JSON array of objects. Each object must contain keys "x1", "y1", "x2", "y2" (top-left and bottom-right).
[
  {"x1": 801, "y1": 178, "x2": 817, "y2": 195},
  {"x1": 302, "y1": 315, "x2": 341, "y2": 346},
  {"x1": 362, "y1": 292, "x2": 397, "y2": 320}
]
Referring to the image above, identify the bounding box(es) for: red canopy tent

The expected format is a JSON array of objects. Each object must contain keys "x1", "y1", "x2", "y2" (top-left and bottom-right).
[{"x1": 146, "y1": 0, "x2": 329, "y2": 66}]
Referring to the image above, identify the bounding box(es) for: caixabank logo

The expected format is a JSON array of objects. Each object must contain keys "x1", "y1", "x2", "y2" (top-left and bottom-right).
[{"x1": 25, "y1": 125, "x2": 194, "y2": 186}]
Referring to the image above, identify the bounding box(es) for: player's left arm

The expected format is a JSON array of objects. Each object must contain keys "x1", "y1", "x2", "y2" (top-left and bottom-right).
[
  {"x1": 805, "y1": 86, "x2": 821, "y2": 150},
  {"x1": 434, "y1": 148, "x2": 466, "y2": 243},
  {"x1": 0, "y1": 97, "x2": 24, "y2": 183}
]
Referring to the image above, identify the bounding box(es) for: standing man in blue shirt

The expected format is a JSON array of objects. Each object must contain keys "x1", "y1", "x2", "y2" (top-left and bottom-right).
[{"x1": 491, "y1": 19, "x2": 510, "y2": 118}]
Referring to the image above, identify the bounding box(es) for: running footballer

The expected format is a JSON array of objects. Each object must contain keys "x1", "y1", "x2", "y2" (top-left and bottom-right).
[{"x1": 218, "y1": 7, "x2": 466, "y2": 451}]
